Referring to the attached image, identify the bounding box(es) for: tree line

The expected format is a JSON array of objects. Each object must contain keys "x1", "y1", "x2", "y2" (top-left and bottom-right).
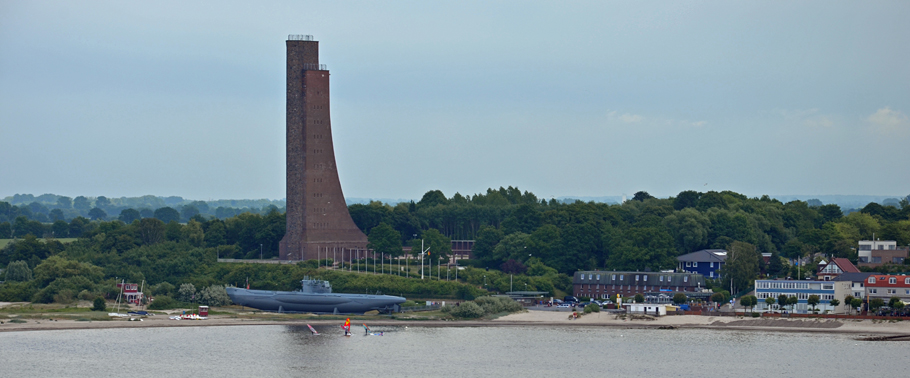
[{"x1": 3, "y1": 187, "x2": 910, "y2": 306}]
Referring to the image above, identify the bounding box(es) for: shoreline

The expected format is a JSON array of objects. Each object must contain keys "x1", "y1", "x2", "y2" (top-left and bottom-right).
[{"x1": 2, "y1": 310, "x2": 909, "y2": 338}]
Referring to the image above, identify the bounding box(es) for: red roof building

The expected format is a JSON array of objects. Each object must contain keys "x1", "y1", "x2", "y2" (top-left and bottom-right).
[
  {"x1": 116, "y1": 282, "x2": 144, "y2": 305},
  {"x1": 817, "y1": 258, "x2": 860, "y2": 281},
  {"x1": 864, "y1": 274, "x2": 910, "y2": 303}
]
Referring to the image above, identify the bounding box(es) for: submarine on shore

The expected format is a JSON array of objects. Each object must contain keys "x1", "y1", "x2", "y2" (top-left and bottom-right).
[{"x1": 225, "y1": 277, "x2": 406, "y2": 314}]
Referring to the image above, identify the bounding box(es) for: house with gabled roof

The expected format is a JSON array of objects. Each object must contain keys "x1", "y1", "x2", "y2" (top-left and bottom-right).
[
  {"x1": 832, "y1": 272, "x2": 878, "y2": 299},
  {"x1": 865, "y1": 274, "x2": 910, "y2": 304},
  {"x1": 677, "y1": 249, "x2": 726, "y2": 279},
  {"x1": 817, "y1": 258, "x2": 860, "y2": 281}
]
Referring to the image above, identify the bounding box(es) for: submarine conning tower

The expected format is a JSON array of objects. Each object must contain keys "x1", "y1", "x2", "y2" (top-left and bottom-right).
[{"x1": 301, "y1": 277, "x2": 332, "y2": 294}]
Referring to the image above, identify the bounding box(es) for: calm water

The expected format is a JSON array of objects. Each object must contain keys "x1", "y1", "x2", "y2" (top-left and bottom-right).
[{"x1": 0, "y1": 325, "x2": 903, "y2": 377}]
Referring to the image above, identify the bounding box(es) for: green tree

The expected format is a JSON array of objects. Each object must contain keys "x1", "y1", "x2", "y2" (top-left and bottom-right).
[
  {"x1": 664, "y1": 208, "x2": 710, "y2": 253},
  {"x1": 32, "y1": 256, "x2": 103, "y2": 286},
  {"x1": 787, "y1": 296, "x2": 798, "y2": 312},
  {"x1": 199, "y1": 285, "x2": 230, "y2": 307},
  {"x1": 634, "y1": 293, "x2": 644, "y2": 303},
  {"x1": 807, "y1": 295, "x2": 820, "y2": 312},
  {"x1": 95, "y1": 196, "x2": 111, "y2": 209},
  {"x1": 472, "y1": 225, "x2": 504, "y2": 269},
  {"x1": 843, "y1": 295, "x2": 855, "y2": 314},
  {"x1": 888, "y1": 296, "x2": 903, "y2": 310},
  {"x1": 768, "y1": 249, "x2": 785, "y2": 277},
  {"x1": 673, "y1": 190, "x2": 702, "y2": 210},
  {"x1": 178, "y1": 283, "x2": 196, "y2": 302},
  {"x1": 711, "y1": 292, "x2": 725, "y2": 303},
  {"x1": 88, "y1": 207, "x2": 107, "y2": 220},
  {"x1": 869, "y1": 298, "x2": 885, "y2": 312},
  {"x1": 417, "y1": 190, "x2": 448, "y2": 208},
  {"x1": 154, "y1": 207, "x2": 180, "y2": 223},
  {"x1": 56, "y1": 196, "x2": 72, "y2": 209},
  {"x1": 5, "y1": 260, "x2": 33, "y2": 281},
  {"x1": 73, "y1": 196, "x2": 91, "y2": 211},
  {"x1": 719, "y1": 241, "x2": 761, "y2": 295},
  {"x1": 92, "y1": 297, "x2": 107, "y2": 311},
  {"x1": 777, "y1": 294, "x2": 789, "y2": 311},
  {"x1": 742, "y1": 295, "x2": 757, "y2": 313},
  {"x1": 632, "y1": 191, "x2": 654, "y2": 202},
  {"x1": 368, "y1": 222, "x2": 403, "y2": 258},
  {"x1": 137, "y1": 218, "x2": 166, "y2": 245},
  {"x1": 673, "y1": 293, "x2": 687, "y2": 305},
  {"x1": 851, "y1": 298, "x2": 863, "y2": 313},
  {"x1": 119, "y1": 208, "x2": 141, "y2": 224},
  {"x1": 180, "y1": 205, "x2": 200, "y2": 222},
  {"x1": 765, "y1": 296, "x2": 776, "y2": 311},
  {"x1": 182, "y1": 219, "x2": 205, "y2": 247}
]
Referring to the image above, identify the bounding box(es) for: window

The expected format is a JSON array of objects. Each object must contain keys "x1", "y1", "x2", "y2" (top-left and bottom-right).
[
  {"x1": 596, "y1": 274, "x2": 600, "y2": 280},
  {"x1": 822, "y1": 284, "x2": 833, "y2": 290},
  {"x1": 612, "y1": 275, "x2": 616, "y2": 280},
  {"x1": 684, "y1": 276, "x2": 688, "y2": 283},
  {"x1": 870, "y1": 289, "x2": 878, "y2": 294},
  {"x1": 644, "y1": 275, "x2": 648, "y2": 282},
  {"x1": 693, "y1": 262, "x2": 698, "y2": 267},
  {"x1": 710, "y1": 262, "x2": 714, "y2": 268},
  {"x1": 887, "y1": 289, "x2": 896, "y2": 294},
  {"x1": 620, "y1": 275, "x2": 624, "y2": 280},
  {"x1": 798, "y1": 293, "x2": 808, "y2": 300},
  {"x1": 686, "y1": 262, "x2": 691, "y2": 267},
  {"x1": 710, "y1": 272, "x2": 714, "y2": 278},
  {"x1": 660, "y1": 276, "x2": 664, "y2": 282},
  {"x1": 868, "y1": 277, "x2": 876, "y2": 284},
  {"x1": 889, "y1": 277, "x2": 896, "y2": 284},
  {"x1": 635, "y1": 275, "x2": 640, "y2": 281},
  {"x1": 589, "y1": 274, "x2": 593, "y2": 280}
]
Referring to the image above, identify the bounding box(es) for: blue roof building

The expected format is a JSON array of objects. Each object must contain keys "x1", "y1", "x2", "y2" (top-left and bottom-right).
[{"x1": 677, "y1": 249, "x2": 726, "y2": 279}]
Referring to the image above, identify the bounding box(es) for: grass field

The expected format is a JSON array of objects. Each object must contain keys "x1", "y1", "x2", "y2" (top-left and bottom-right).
[{"x1": 0, "y1": 238, "x2": 78, "y2": 249}]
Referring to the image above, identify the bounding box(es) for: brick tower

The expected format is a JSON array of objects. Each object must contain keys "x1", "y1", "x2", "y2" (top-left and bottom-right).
[{"x1": 279, "y1": 35, "x2": 368, "y2": 261}]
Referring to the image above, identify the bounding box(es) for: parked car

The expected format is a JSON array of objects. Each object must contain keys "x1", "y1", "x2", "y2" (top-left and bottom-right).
[{"x1": 556, "y1": 303, "x2": 572, "y2": 309}]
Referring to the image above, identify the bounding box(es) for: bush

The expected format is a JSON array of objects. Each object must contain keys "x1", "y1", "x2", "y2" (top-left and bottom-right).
[
  {"x1": 177, "y1": 283, "x2": 196, "y2": 302},
  {"x1": 5, "y1": 260, "x2": 33, "y2": 282},
  {"x1": 584, "y1": 303, "x2": 600, "y2": 314},
  {"x1": 198, "y1": 285, "x2": 231, "y2": 307},
  {"x1": 0, "y1": 281, "x2": 37, "y2": 302},
  {"x1": 92, "y1": 297, "x2": 107, "y2": 311},
  {"x1": 474, "y1": 296, "x2": 522, "y2": 314},
  {"x1": 450, "y1": 301, "x2": 484, "y2": 318},
  {"x1": 147, "y1": 295, "x2": 181, "y2": 310},
  {"x1": 151, "y1": 282, "x2": 175, "y2": 297}
]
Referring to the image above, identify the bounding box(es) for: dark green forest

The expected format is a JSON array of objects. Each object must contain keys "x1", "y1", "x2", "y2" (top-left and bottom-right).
[{"x1": 2, "y1": 188, "x2": 909, "y2": 305}]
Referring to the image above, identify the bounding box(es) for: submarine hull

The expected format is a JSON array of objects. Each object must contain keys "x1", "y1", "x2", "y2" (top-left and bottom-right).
[{"x1": 226, "y1": 287, "x2": 406, "y2": 314}]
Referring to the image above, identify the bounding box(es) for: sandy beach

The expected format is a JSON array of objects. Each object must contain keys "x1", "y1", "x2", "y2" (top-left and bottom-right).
[{"x1": 2, "y1": 306, "x2": 909, "y2": 338}]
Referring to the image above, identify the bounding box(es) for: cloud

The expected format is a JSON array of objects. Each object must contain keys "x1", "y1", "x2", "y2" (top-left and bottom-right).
[
  {"x1": 778, "y1": 108, "x2": 819, "y2": 120},
  {"x1": 867, "y1": 107, "x2": 909, "y2": 133},
  {"x1": 804, "y1": 116, "x2": 833, "y2": 128},
  {"x1": 618, "y1": 113, "x2": 643, "y2": 123},
  {"x1": 777, "y1": 108, "x2": 835, "y2": 128},
  {"x1": 606, "y1": 110, "x2": 704, "y2": 128}
]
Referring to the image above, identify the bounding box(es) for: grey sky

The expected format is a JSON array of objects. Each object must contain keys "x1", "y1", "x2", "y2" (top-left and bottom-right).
[{"x1": 1, "y1": 1, "x2": 908, "y2": 202}]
